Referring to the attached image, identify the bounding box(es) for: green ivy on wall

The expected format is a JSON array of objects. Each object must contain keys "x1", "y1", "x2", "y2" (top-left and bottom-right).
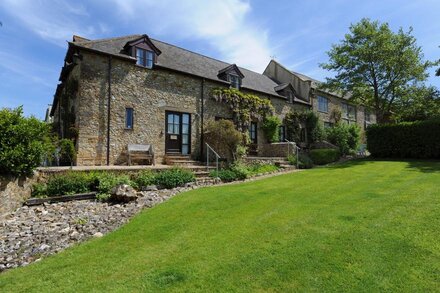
[{"x1": 211, "y1": 88, "x2": 274, "y2": 132}]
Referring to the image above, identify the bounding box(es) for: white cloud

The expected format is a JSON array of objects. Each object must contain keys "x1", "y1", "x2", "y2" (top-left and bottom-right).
[
  {"x1": 108, "y1": 0, "x2": 273, "y2": 72},
  {"x1": 0, "y1": 0, "x2": 101, "y2": 46}
]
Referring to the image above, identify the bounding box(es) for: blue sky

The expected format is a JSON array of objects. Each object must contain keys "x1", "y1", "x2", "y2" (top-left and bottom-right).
[{"x1": 0, "y1": 0, "x2": 439, "y2": 119}]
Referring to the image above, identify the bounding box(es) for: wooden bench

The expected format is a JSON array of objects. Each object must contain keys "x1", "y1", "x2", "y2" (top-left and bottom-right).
[{"x1": 127, "y1": 144, "x2": 155, "y2": 166}]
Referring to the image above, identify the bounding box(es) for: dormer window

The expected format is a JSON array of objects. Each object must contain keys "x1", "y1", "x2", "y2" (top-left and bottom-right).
[
  {"x1": 228, "y1": 74, "x2": 241, "y2": 89},
  {"x1": 136, "y1": 48, "x2": 154, "y2": 68}
]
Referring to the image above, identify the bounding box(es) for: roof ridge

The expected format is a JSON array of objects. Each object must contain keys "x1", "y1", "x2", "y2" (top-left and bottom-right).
[{"x1": 80, "y1": 34, "x2": 143, "y2": 44}]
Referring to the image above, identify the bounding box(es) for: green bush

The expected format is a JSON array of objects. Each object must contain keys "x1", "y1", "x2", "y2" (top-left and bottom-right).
[
  {"x1": 154, "y1": 168, "x2": 195, "y2": 189},
  {"x1": 230, "y1": 163, "x2": 250, "y2": 180},
  {"x1": 31, "y1": 182, "x2": 48, "y2": 198},
  {"x1": 204, "y1": 119, "x2": 245, "y2": 162},
  {"x1": 326, "y1": 123, "x2": 361, "y2": 155},
  {"x1": 58, "y1": 139, "x2": 76, "y2": 166},
  {"x1": 0, "y1": 107, "x2": 52, "y2": 176},
  {"x1": 262, "y1": 116, "x2": 281, "y2": 143},
  {"x1": 210, "y1": 169, "x2": 238, "y2": 182},
  {"x1": 247, "y1": 163, "x2": 279, "y2": 175},
  {"x1": 133, "y1": 169, "x2": 156, "y2": 188},
  {"x1": 46, "y1": 172, "x2": 94, "y2": 196},
  {"x1": 287, "y1": 153, "x2": 313, "y2": 169},
  {"x1": 210, "y1": 163, "x2": 278, "y2": 182},
  {"x1": 309, "y1": 149, "x2": 340, "y2": 165},
  {"x1": 298, "y1": 154, "x2": 314, "y2": 169},
  {"x1": 94, "y1": 173, "x2": 134, "y2": 196},
  {"x1": 366, "y1": 119, "x2": 440, "y2": 158}
]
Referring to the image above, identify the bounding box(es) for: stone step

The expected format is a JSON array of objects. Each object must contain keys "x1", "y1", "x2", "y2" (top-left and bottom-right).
[{"x1": 169, "y1": 160, "x2": 203, "y2": 166}]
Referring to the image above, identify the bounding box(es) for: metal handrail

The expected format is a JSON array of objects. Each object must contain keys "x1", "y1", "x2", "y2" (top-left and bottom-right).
[
  {"x1": 206, "y1": 143, "x2": 220, "y2": 173},
  {"x1": 285, "y1": 139, "x2": 300, "y2": 169}
]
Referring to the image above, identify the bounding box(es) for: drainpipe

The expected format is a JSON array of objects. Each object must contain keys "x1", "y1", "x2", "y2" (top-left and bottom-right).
[
  {"x1": 200, "y1": 78, "x2": 205, "y2": 158},
  {"x1": 106, "y1": 56, "x2": 112, "y2": 166}
]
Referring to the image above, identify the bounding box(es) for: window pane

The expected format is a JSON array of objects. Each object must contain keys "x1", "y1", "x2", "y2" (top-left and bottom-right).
[
  {"x1": 173, "y1": 125, "x2": 180, "y2": 134},
  {"x1": 182, "y1": 134, "x2": 189, "y2": 144},
  {"x1": 168, "y1": 114, "x2": 174, "y2": 124},
  {"x1": 125, "y1": 108, "x2": 133, "y2": 129},
  {"x1": 182, "y1": 124, "x2": 189, "y2": 134},
  {"x1": 182, "y1": 114, "x2": 189, "y2": 124},
  {"x1": 136, "y1": 48, "x2": 145, "y2": 66},
  {"x1": 174, "y1": 115, "x2": 180, "y2": 124},
  {"x1": 181, "y1": 145, "x2": 189, "y2": 155},
  {"x1": 167, "y1": 124, "x2": 173, "y2": 134},
  {"x1": 146, "y1": 51, "x2": 154, "y2": 68}
]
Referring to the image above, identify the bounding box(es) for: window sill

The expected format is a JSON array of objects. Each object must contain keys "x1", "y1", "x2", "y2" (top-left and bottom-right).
[
  {"x1": 317, "y1": 110, "x2": 329, "y2": 114},
  {"x1": 124, "y1": 128, "x2": 134, "y2": 131},
  {"x1": 135, "y1": 64, "x2": 153, "y2": 70}
]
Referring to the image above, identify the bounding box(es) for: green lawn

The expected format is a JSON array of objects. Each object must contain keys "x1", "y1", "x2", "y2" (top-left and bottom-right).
[{"x1": 1, "y1": 160, "x2": 439, "y2": 292}]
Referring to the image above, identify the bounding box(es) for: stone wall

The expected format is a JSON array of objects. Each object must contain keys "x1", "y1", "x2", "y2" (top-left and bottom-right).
[
  {"x1": 311, "y1": 90, "x2": 376, "y2": 132},
  {"x1": 0, "y1": 174, "x2": 39, "y2": 218},
  {"x1": 71, "y1": 51, "x2": 309, "y2": 165}
]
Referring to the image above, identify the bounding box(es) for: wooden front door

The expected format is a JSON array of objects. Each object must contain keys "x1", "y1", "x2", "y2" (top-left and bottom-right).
[{"x1": 165, "y1": 111, "x2": 191, "y2": 154}]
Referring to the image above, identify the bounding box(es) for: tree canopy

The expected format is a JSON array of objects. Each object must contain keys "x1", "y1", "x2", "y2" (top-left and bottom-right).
[{"x1": 320, "y1": 18, "x2": 436, "y2": 123}]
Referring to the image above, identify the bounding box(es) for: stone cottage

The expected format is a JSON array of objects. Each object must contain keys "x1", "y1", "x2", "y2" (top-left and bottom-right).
[
  {"x1": 50, "y1": 34, "x2": 311, "y2": 166},
  {"x1": 264, "y1": 60, "x2": 376, "y2": 131}
]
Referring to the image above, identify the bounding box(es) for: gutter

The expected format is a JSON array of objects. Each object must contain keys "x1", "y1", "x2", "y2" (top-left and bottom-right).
[
  {"x1": 200, "y1": 78, "x2": 205, "y2": 158},
  {"x1": 106, "y1": 56, "x2": 112, "y2": 166}
]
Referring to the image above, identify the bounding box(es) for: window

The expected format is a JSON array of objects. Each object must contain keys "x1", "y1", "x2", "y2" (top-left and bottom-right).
[
  {"x1": 136, "y1": 48, "x2": 154, "y2": 68},
  {"x1": 365, "y1": 110, "x2": 371, "y2": 122},
  {"x1": 317, "y1": 96, "x2": 328, "y2": 112},
  {"x1": 342, "y1": 103, "x2": 356, "y2": 121},
  {"x1": 228, "y1": 74, "x2": 240, "y2": 89},
  {"x1": 287, "y1": 92, "x2": 294, "y2": 103},
  {"x1": 249, "y1": 122, "x2": 257, "y2": 144},
  {"x1": 324, "y1": 122, "x2": 333, "y2": 128},
  {"x1": 125, "y1": 108, "x2": 134, "y2": 129},
  {"x1": 167, "y1": 113, "x2": 180, "y2": 134},
  {"x1": 279, "y1": 125, "x2": 286, "y2": 142},
  {"x1": 181, "y1": 113, "x2": 190, "y2": 155}
]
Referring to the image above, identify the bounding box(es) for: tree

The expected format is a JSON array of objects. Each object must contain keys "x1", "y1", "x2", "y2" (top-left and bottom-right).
[
  {"x1": 0, "y1": 107, "x2": 52, "y2": 176},
  {"x1": 320, "y1": 18, "x2": 435, "y2": 123},
  {"x1": 392, "y1": 85, "x2": 440, "y2": 122}
]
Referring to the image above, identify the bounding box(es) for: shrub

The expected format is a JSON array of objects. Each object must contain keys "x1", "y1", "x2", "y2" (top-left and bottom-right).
[
  {"x1": 204, "y1": 119, "x2": 245, "y2": 162},
  {"x1": 210, "y1": 163, "x2": 277, "y2": 182},
  {"x1": 287, "y1": 153, "x2": 313, "y2": 169},
  {"x1": 309, "y1": 149, "x2": 340, "y2": 165},
  {"x1": 284, "y1": 110, "x2": 325, "y2": 144},
  {"x1": 0, "y1": 107, "x2": 52, "y2": 176},
  {"x1": 94, "y1": 173, "x2": 134, "y2": 196},
  {"x1": 326, "y1": 123, "x2": 361, "y2": 155},
  {"x1": 46, "y1": 172, "x2": 94, "y2": 196},
  {"x1": 31, "y1": 182, "x2": 48, "y2": 198},
  {"x1": 229, "y1": 163, "x2": 250, "y2": 180},
  {"x1": 210, "y1": 169, "x2": 238, "y2": 182},
  {"x1": 154, "y1": 168, "x2": 195, "y2": 189},
  {"x1": 247, "y1": 163, "x2": 279, "y2": 175},
  {"x1": 261, "y1": 116, "x2": 281, "y2": 143},
  {"x1": 58, "y1": 139, "x2": 76, "y2": 166},
  {"x1": 366, "y1": 119, "x2": 440, "y2": 158},
  {"x1": 298, "y1": 153, "x2": 313, "y2": 169},
  {"x1": 133, "y1": 169, "x2": 156, "y2": 188}
]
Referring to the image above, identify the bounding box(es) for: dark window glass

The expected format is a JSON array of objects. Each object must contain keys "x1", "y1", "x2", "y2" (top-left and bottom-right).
[
  {"x1": 125, "y1": 108, "x2": 134, "y2": 129},
  {"x1": 229, "y1": 74, "x2": 240, "y2": 89},
  {"x1": 279, "y1": 125, "x2": 285, "y2": 142},
  {"x1": 136, "y1": 48, "x2": 154, "y2": 68},
  {"x1": 167, "y1": 114, "x2": 180, "y2": 134},
  {"x1": 249, "y1": 122, "x2": 257, "y2": 143},
  {"x1": 318, "y1": 96, "x2": 328, "y2": 112}
]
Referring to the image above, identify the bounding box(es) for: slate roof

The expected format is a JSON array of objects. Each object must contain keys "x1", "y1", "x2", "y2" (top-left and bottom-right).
[
  {"x1": 70, "y1": 34, "x2": 286, "y2": 99},
  {"x1": 290, "y1": 70, "x2": 349, "y2": 100}
]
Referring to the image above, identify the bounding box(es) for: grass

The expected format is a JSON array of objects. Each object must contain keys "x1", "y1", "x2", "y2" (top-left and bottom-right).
[{"x1": 1, "y1": 159, "x2": 439, "y2": 292}]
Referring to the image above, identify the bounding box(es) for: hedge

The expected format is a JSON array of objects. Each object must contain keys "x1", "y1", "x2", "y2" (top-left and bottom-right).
[
  {"x1": 366, "y1": 119, "x2": 440, "y2": 158},
  {"x1": 309, "y1": 149, "x2": 341, "y2": 165}
]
